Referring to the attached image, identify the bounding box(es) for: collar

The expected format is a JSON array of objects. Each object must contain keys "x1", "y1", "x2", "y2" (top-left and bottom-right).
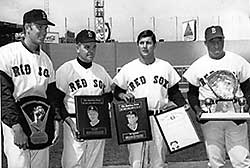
[{"x1": 77, "y1": 57, "x2": 92, "y2": 69}]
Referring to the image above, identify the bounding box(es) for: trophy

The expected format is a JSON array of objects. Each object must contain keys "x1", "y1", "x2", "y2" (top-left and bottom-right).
[{"x1": 200, "y1": 70, "x2": 250, "y2": 120}]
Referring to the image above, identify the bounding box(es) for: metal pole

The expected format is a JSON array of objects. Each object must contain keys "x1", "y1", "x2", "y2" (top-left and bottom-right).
[
  {"x1": 130, "y1": 17, "x2": 135, "y2": 42},
  {"x1": 87, "y1": 17, "x2": 90, "y2": 30},
  {"x1": 175, "y1": 16, "x2": 178, "y2": 41},
  {"x1": 151, "y1": 16, "x2": 156, "y2": 32}
]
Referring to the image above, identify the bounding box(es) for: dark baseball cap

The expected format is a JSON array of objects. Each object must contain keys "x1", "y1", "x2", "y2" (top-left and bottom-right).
[
  {"x1": 87, "y1": 106, "x2": 98, "y2": 112},
  {"x1": 205, "y1": 26, "x2": 224, "y2": 41},
  {"x1": 76, "y1": 29, "x2": 98, "y2": 44},
  {"x1": 23, "y1": 9, "x2": 55, "y2": 26}
]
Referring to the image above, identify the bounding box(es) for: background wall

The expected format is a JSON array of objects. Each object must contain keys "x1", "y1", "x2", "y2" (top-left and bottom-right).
[{"x1": 44, "y1": 40, "x2": 250, "y2": 77}]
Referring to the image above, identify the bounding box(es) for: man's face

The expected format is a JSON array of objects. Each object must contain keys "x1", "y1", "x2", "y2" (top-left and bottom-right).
[
  {"x1": 137, "y1": 37, "x2": 156, "y2": 59},
  {"x1": 26, "y1": 23, "x2": 48, "y2": 45},
  {"x1": 127, "y1": 114, "x2": 138, "y2": 124},
  {"x1": 88, "y1": 109, "x2": 98, "y2": 121},
  {"x1": 205, "y1": 37, "x2": 225, "y2": 59},
  {"x1": 77, "y1": 42, "x2": 97, "y2": 63}
]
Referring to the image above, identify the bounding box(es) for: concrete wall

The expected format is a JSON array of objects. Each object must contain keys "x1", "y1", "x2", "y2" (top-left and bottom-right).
[{"x1": 43, "y1": 40, "x2": 250, "y2": 78}]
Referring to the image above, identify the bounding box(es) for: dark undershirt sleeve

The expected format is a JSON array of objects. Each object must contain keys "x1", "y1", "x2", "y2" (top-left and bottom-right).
[
  {"x1": 46, "y1": 82, "x2": 62, "y2": 121},
  {"x1": 1, "y1": 70, "x2": 21, "y2": 127},
  {"x1": 186, "y1": 83, "x2": 200, "y2": 113},
  {"x1": 113, "y1": 85, "x2": 126, "y2": 101},
  {"x1": 240, "y1": 78, "x2": 250, "y2": 107},
  {"x1": 168, "y1": 83, "x2": 187, "y2": 107}
]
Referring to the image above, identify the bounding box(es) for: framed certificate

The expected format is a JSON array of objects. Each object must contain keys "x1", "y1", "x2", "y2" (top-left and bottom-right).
[
  {"x1": 74, "y1": 95, "x2": 111, "y2": 139},
  {"x1": 113, "y1": 98, "x2": 152, "y2": 145},
  {"x1": 200, "y1": 112, "x2": 250, "y2": 120},
  {"x1": 154, "y1": 106, "x2": 201, "y2": 153}
]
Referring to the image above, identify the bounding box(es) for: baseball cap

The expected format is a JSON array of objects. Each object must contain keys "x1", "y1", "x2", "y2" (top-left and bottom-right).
[
  {"x1": 23, "y1": 9, "x2": 55, "y2": 26},
  {"x1": 87, "y1": 106, "x2": 98, "y2": 112},
  {"x1": 76, "y1": 29, "x2": 98, "y2": 44},
  {"x1": 205, "y1": 26, "x2": 224, "y2": 41},
  {"x1": 126, "y1": 111, "x2": 137, "y2": 116}
]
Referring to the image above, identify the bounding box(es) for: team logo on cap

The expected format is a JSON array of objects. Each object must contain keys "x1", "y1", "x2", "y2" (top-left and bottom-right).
[
  {"x1": 41, "y1": 11, "x2": 47, "y2": 19},
  {"x1": 211, "y1": 27, "x2": 216, "y2": 34},
  {"x1": 88, "y1": 31, "x2": 93, "y2": 38}
]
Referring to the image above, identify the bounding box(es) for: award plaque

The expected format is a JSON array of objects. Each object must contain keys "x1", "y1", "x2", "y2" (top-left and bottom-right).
[
  {"x1": 200, "y1": 70, "x2": 250, "y2": 120},
  {"x1": 113, "y1": 98, "x2": 152, "y2": 145},
  {"x1": 75, "y1": 95, "x2": 111, "y2": 139},
  {"x1": 17, "y1": 96, "x2": 55, "y2": 150},
  {"x1": 154, "y1": 106, "x2": 201, "y2": 152}
]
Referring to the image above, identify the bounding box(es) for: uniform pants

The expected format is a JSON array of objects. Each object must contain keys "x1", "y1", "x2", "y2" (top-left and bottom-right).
[
  {"x1": 61, "y1": 122, "x2": 105, "y2": 168},
  {"x1": 201, "y1": 121, "x2": 250, "y2": 168},
  {"x1": 127, "y1": 116, "x2": 168, "y2": 168},
  {"x1": 2, "y1": 122, "x2": 49, "y2": 168}
]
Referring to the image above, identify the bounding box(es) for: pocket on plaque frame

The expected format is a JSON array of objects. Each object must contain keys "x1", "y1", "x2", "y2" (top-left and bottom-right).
[
  {"x1": 113, "y1": 97, "x2": 152, "y2": 145},
  {"x1": 154, "y1": 106, "x2": 201, "y2": 153},
  {"x1": 74, "y1": 95, "x2": 111, "y2": 140}
]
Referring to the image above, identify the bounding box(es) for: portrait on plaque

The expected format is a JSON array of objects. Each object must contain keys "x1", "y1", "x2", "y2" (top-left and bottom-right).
[
  {"x1": 113, "y1": 98, "x2": 152, "y2": 145},
  {"x1": 75, "y1": 95, "x2": 111, "y2": 139}
]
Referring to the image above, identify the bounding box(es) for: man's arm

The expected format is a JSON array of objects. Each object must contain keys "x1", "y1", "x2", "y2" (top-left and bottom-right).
[
  {"x1": 46, "y1": 82, "x2": 62, "y2": 121},
  {"x1": 186, "y1": 83, "x2": 201, "y2": 113},
  {"x1": 1, "y1": 70, "x2": 28, "y2": 149},
  {"x1": 113, "y1": 85, "x2": 134, "y2": 103},
  {"x1": 240, "y1": 78, "x2": 250, "y2": 112},
  {"x1": 168, "y1": 83, "x2": 186, "y2": 107},
  {"x1": 1, "y1": 70, "x2": 21, "y2": 127}
]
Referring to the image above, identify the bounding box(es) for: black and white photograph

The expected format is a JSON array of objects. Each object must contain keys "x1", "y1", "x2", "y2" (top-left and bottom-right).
[{"x1": 1, "y1": 0, "x2": 250, "y2": 167}]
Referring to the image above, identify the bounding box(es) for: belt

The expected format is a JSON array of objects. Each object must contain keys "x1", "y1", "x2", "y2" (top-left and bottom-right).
[
  {"x1": 148, "y1": 110, "x2": 164, "y2": 116},
  {"x1": 68, "y1": 113, "x2": 76, "y2": 118}
]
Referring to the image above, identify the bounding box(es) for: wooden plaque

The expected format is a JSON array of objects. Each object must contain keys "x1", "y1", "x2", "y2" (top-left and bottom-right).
[
  {"x1": 154, "y1": 106, "x2": 201, "y2": 152},
  {"x1": 113, "y1": 98, "x2": 152, "y2": 145},
  {"x1": 75, "y1": 95, "x2": 111, "y2": 139}
]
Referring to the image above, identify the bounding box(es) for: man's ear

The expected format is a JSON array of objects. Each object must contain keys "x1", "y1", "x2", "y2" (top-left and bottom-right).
[{"x1": 76, "y1": 44, "x2": 80, "y2": 53}]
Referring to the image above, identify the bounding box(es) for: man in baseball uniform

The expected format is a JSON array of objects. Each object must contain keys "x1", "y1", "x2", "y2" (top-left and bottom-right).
[
  {"x1": 113, "y1": 29, "x2": 188, "y2": 168},
  {"x1": 55, "y1": 29, "x2": 113, "y2": 168},
  {"x1": 0, "y1": 9, "x2": 60, "y2": 168},
  {"x1": 183, "y1": 25, "x2": 250, "y2": 168}
]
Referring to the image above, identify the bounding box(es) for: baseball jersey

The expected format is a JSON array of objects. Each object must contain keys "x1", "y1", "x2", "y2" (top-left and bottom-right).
[
  {"x1": 113, "y1": 58, "x2": 181, "y2": 110},
  {"x1": 56, "y1": 59, "x2": 113, "y2": 114},
  {"x1": 0, "y1": 41, "x2": 55, "y2": 100},
  {"x1": 183, "y1": 51, "x2": 250, "y2": 101}
]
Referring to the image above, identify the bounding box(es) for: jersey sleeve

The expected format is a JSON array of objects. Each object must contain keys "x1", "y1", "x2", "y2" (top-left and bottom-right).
[
  {"x1": 0, "y1": 46, "x2": 13, "y2": 77},
  {"x1": 167, "y1": 63, "x2": 181, "y2": 88},
  {"x1": 113, "y1": 65, "x2": 128, "y2": 90},
  {"x1": 238, "y1": 56, "x2": 250, "y2": 83},
  {"x1": 48, "y1": 60, "x2": 56, "y2": 84},
  {"x1": 56, "y1": 63, "x2": 70, "y2": 93},
  {"x1": 101, "y1": 67, "x2": 113, "y2": 93},
  {"x1": 183, "y1": 62, "x2": 200, "y2": 87}
]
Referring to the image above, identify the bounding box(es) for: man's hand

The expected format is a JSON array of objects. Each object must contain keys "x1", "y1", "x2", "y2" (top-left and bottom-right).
[
  {"x1": 52, "y1": 120, "x2": 60, "y2": 145},
  {"x1": 65, "y1": 117, "x2": 84, "y2": 142},
  {"x1": 194, "y1": 107, "x2": 208, "y2": 124},
  {"x1": 12, "y1": 124, "x2": 28, "y2": 150},
  {"x1": 119, "y1": 93, "x2": 135, "y2": 103}
]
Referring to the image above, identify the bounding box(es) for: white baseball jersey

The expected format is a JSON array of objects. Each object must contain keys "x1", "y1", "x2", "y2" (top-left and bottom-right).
[
  {"x1": 56, "y1": 59, "x2": 113, "y2": 168},
  {"x1": 0, "y1": 41, "x2": 55, "y2": 168},
  {"x1": 113, "y1": 58, "x2": 181, "y2": 110},
  {"x1": 0, "y1": 41, "x2": 55, "y2": 99},
  {"x1": 56, "y1": 59, "x2": 113, "y2": 114},
  {"x1": 183, "y1": 51, "x2": 250, "y2": 168},
  {"x1": 183, "y1": 51, "x2": 250, "y2": 101}
]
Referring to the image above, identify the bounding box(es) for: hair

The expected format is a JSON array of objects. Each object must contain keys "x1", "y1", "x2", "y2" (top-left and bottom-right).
[{"x1": 136, "y1": 30, "x2": 156, "y2": 45}]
